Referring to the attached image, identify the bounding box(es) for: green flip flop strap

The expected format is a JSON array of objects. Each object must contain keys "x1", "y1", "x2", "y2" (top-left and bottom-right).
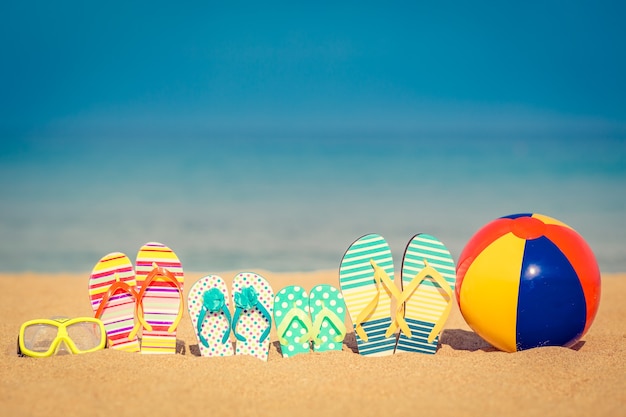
[
  {"x1": 276, "y1": 304, "x2": 314, "y2": 346},
  {"x1": 312, "y1": 303, "x2": 347, "y2": 344}
]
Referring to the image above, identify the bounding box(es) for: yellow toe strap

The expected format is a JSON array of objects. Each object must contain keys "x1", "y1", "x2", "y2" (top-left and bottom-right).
[
  {"x1": 354, "y1": 259, "x2": 406, "y2": 342},
  {"x1": 388, "y1": 259, "x2": 453, "y2": 343}
]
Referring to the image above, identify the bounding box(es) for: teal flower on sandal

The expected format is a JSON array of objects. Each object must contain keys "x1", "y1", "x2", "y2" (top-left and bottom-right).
[
  {"x1": 187, "y1": 275, "x2": 234, "y2": 357},
  {"x1": 233, "y1": 285, "x2": 272, "y2": 343},
  {"x1": 199, "y1": 288, "x2": 232, "y2": 346},
  {"x1": 234, "y1": 286, "x2": 259, "y2": 309},
  {"x1": 231, "y1": 273, "x2": 275, "y2": 361}
]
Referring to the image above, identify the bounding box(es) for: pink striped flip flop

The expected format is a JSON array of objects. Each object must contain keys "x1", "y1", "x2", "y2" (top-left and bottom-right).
[
  {"x1": 88, "y1": 252, "x2": 140, "y2": 352},
  {"x1": 135, "y1": 242, "x2": 185, "y2": 354}
]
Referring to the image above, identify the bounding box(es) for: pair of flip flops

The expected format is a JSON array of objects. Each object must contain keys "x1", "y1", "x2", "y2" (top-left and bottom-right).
[
  {"x1": 187, "y1": 273, "x2": 274, "y2": 361},
  {"x1": 339, "y1": 233, "x2": 456, "y2": 356},
  {"x1": 88, "y1": 242, "x2": 184, "y2": 354},
  {"x1": 273, "y1": 285, "x2": 347, "y2": 357}
]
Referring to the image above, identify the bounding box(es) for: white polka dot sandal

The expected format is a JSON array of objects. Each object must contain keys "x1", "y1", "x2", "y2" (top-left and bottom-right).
[
  {"x1": 231, "y1": 273, "x2": 274, "y2": 361},
  {"x1": 187, "y1": 275, "x2": 235, "y2": 357}
]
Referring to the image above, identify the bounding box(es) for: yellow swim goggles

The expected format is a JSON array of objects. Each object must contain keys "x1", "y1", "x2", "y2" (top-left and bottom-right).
[{"x1": 18, "y1": 317, "x2": 106, "y2": 358}]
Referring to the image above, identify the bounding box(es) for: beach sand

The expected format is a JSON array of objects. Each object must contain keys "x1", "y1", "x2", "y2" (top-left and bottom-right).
[{"x1": 1, "y1": 270, "x2": 624, "y2": 416}]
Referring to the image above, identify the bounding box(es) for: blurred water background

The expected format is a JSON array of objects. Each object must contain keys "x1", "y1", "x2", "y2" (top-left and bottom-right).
[{"x1": 1, "y1": 136, "x2": 623, "y2": 273}]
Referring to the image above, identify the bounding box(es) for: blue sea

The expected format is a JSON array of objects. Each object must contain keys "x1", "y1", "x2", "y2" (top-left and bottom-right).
[{"x1": 0, "y1": 136, "x2": 624, "y2": 274}]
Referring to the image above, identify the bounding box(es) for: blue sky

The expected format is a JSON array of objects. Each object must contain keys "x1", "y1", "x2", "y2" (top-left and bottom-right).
[
  {"x1": 2, "y1": 1, "x2": 625, "y2": 138},
  {"x1": 0, "y1": 2, "x2": 625, "y2": 273}
]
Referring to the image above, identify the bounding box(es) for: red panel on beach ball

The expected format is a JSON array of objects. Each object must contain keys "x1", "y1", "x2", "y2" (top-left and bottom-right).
[{"x1": 456, "y1": 213, "x2": 601, "y2": 352}]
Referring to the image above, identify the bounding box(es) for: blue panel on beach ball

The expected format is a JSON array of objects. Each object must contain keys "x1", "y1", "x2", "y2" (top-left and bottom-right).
[{"x1": 516, "y1": 236, "x2": 587, "y2": 350}]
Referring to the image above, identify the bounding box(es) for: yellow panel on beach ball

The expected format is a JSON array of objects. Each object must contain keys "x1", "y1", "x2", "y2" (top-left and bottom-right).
[{"x1": 458, "y1": 233, "x2": 525, "y2": 352}]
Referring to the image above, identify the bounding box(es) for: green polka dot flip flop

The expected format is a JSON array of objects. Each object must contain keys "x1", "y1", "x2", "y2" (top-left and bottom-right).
[
  {"x1": 187, "y1": 275, "x2": 234, "y2": 357},
  {"x1": 309, "y1": 284, "x2": 347, "y2": 353},
  {"x1": 274, "y1": 285, "x2": 313, "y2": 358},
  {"x1": 231, "y1": 272, "x2": 274, "y2": 361}
]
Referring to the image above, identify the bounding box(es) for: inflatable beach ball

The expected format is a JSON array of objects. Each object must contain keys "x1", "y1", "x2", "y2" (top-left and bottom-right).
[{"x1": 456, "y1": 213, "x2": 601, "y2": 352}]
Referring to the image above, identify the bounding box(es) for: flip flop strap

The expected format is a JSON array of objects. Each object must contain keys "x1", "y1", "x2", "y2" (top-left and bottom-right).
[
  {"x1": 276, "y1": 304, "x2": 314, "y2": 345},
  {"x1": 197, "y1": 290, "x2": 232, "y2": 347},
  {"x1": 312, "y1": 303, "x2": 347, "y2": 344},
  {"x1": 389, "y1": 260, "x2": 453, "y2": 343},
  {"x1": 354, "y1": 259, "x2": 404, "y2": 342},
  {"x1": 94, "y1": 274, "x2": 141, "y2": 343},
  {"x1": 130, "y1": 266, "x2": 184, "y2": 340},
  {"x1": 232, "y1": 287, "x2": 272, "y2": 343},
  {"x1": 94, "y1": 274, "x2": 138, "y2": 319}
]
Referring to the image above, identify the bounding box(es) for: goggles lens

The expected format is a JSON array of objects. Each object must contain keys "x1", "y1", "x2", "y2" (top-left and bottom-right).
[
  {"x1": 66, "y1": 321, "x2": 104, "y2": 351},
  {"x1": 22, "y1": 323, "x2": 59, "y2": 353},
  {"x1": 18, "y1": 317, "x2": 106, "y2": 357}
]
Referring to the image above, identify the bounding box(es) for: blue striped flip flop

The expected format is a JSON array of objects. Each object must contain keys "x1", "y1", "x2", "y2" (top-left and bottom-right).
[
  {"x1": 394, "y1": 234, "x2": 456, "y2": 354},
  {"x1": 339, "y1": 234, "x2": 399, "y2": 357}
]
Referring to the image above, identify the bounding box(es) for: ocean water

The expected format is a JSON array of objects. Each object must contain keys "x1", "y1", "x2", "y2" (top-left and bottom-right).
[{"x1": 0, "y1": 136, "x2": 624, "y2": 274}]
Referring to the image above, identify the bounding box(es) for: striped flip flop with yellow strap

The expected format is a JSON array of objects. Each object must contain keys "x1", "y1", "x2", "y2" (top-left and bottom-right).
[
  {"x1": 135, "y1": 242, "x2": 184, "y2": 354},
  {"x1": 393, "y1": 234, "x2": 456, "y2": 354},
  {"x1": 339, "y1": 234, "x2": 399, "y2": 357}
]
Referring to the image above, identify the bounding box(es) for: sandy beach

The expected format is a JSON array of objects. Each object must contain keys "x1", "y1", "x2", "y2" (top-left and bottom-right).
[{"x1": 1, "y1": 270, "x2": 624, "y2": 417}]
